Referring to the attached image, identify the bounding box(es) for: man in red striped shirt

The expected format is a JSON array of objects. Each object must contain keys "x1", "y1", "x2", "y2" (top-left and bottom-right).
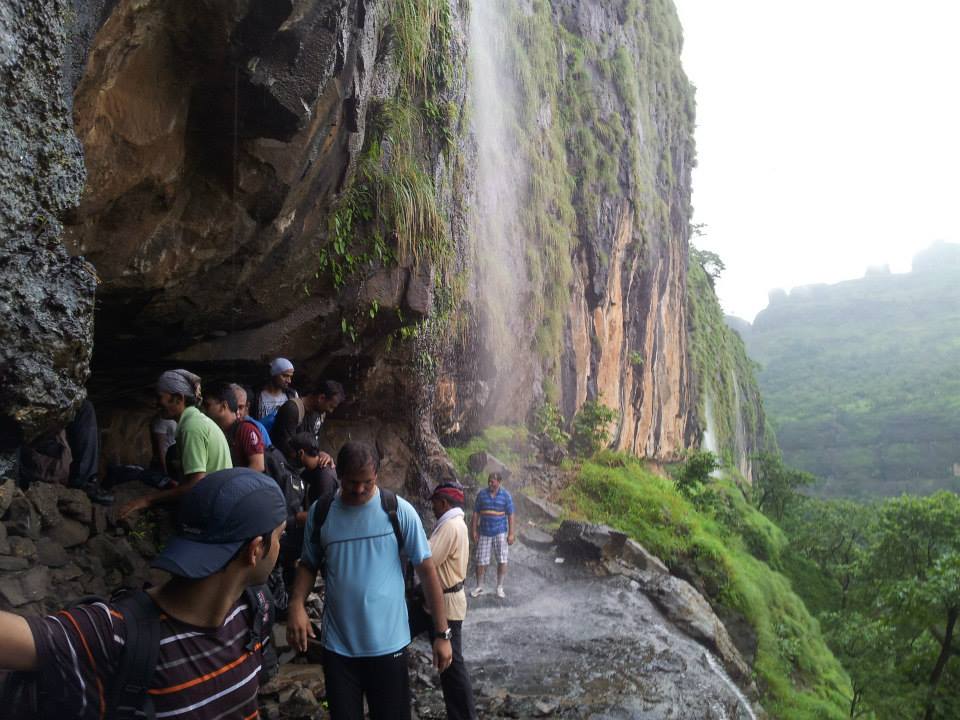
[{"x1": 0, "y1": 468, "x2": 287, "y2": 719}]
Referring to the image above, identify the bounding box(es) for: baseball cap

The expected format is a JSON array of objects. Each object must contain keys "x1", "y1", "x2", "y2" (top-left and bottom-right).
[{"x1": 152, "y1": 468, "x2": 287, "y2": 578}]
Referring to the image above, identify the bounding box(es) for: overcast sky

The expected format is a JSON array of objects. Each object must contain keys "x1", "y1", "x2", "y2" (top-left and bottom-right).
[{"x1": 672, "y1": 0, "x2": 960, "y2": 321}]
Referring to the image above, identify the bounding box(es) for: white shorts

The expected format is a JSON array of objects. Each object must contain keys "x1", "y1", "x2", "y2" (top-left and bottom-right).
[{"x1": 476, "y1": 532, "x2": 509, "y2": 566}]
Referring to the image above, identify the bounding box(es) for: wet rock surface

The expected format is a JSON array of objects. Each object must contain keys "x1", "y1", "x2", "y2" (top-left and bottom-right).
[{"x1": 409, "y1": 539, "x2": 757, "y2": 719}]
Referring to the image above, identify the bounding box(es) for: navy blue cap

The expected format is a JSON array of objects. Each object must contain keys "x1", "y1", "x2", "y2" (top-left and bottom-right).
[{"x1": 152, "y1": 468, "x2": 287, "y2": 578}]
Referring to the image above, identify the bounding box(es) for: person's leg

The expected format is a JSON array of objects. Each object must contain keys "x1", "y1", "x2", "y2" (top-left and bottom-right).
[
  {"x1": 322, "y1": 648, "x2": 366, "y2": 720},
  {"x1": 472, "y1": 534, "x2": 492, "y2": 596},
  {"x1": 66, "y1": 400, "x2": 99, "y2": 486},
  {"x1": 494, "y1": 532, "x2": 509, "y2": 596},
  {"x1": 440, "y1": 620, "x2": 477, "y2": 720},
  {"x1": 363, "y1": 650, "x2": 412, "y2": 720},
  {"x1": 65, "y1": 400, "x2": 113, "y2": 504}
]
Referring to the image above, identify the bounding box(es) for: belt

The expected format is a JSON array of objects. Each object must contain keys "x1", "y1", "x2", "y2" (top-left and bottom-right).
[{"x1": 443, "y1": 582, "x2": 464, "y2": 594}]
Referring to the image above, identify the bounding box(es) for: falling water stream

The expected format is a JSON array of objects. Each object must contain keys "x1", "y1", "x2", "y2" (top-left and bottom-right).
[{"x1": 469, "y1": 0, "x2": 531, "y2": 419}]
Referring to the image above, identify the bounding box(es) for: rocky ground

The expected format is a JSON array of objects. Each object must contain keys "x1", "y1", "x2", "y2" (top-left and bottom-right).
[{"x1": 0, "y1": 449, "x2": 760, "y2": 719}]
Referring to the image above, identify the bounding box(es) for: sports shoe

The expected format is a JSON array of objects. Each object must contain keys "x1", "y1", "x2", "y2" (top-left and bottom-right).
[
  {"x1": 496, "y1": 586, "x2": 506, "y2": 599},
  {"x1": 470, "y1": 586, "x2": 485, "y2": 598}
]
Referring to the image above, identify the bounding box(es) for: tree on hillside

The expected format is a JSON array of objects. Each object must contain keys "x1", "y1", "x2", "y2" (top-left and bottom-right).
[
  {"x1": 751, "y1": 452, "x2": 815, "y2": 521},
  {"x1": 784, "y1": 497, "x2": 872, "y2": 610},
  {"x1": 860, "y1": 492, "x2": 960, "y2": 720}
]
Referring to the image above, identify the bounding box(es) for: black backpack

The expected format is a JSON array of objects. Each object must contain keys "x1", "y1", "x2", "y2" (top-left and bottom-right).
[
  {"x1": 0, "y1": 586, "x2": 272, "y2": 720},
  {"x1": 263, "y1": 445, "x2": 306, "y2": 527},
  {"x1": 309, "y1": 488, "x2": 404, "y2": 578}
]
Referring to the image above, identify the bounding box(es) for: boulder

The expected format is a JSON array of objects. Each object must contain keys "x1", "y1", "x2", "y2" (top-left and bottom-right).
[
  {"x1": 554, "y1": 521, "x2": 627, "y2": 562},
  {"x1": 0, "y1": 556, "x2": 30, "y2": 571},
  {"x1": 514, "y1": 492, "x2": 562, "y2": 524},
  {"x1": 8, "y1": 536, "x2": 37, "y2": 560},
  {"x1": 47, "y1": 518, "x2": 90, "y2": 548},
  {"x1": 58, "y1": 487, "x2": 93, "y2": 522},
  {"x1": 5, "y1": 492, "x2": 40, "y2": 539},
  {"x1": 26, "y1": 482, "x2": 63, "y2": 528},
  {"x1": 642, "y1": 574, "x2": 753, "y2": 684},
  {"x1": 0, "y1": 521, "x2": 9, "y2": 554},
  {"x1": 0, "y1": 566, "x2": 51, "y2": 608},
  {"x1": 0, "y1": 479, "x2": 15, "y2": 517},
  {"x1": 519, "y1": 526, "x2": 555, "y2": 550},
  {"x1": 467, "y1": 451, "x2": 510, "y2": 480},
  {"x1": 37, "y1": 538, "x2": 69, "y2": 567},
  {"x1": 52, "y1": 561, "x2": 84, "y2": 583},
  {"x1": 86, "y1": 534, "x2": 144, "y2": 576},
  {"x1": 621, "y1": 538, "x2": 670, "y2": 576}
]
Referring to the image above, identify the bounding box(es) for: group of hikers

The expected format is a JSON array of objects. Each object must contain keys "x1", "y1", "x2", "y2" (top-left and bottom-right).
[{"x1": 0, "y1": 358, "x2": 519, "y2": 720}]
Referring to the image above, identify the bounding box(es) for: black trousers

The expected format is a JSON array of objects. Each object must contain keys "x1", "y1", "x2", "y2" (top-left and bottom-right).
[
  {"x1": 408, "y1": 602, "x2": 478, "y2": 720},
  {"x1": 322, "y1": 647, "x2": 411, "y2": 720},
  {"x1": 66, "y1": 400, "x2": 99, "y2": 487}
]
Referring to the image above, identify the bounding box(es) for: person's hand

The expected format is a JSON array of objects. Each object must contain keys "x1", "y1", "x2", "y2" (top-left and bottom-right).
[
  {"x1": 118, "y1": 496, "x2": 149, "y2": 521},
  {"x1": 471, "y1": 530, "x2": 479, "y2": 544},
  {"x1": 507, "y1": 532, "x2": 515, "y2": 546},
  {"x1": 432, "y1": 637, "x2": 453, "y2": 673},
  {"x1": 286, "y1": 603, "x2": 315, "y2": 653},
  {"x1": 317, "y1": 452, "x2": 335, "y2": 469}
]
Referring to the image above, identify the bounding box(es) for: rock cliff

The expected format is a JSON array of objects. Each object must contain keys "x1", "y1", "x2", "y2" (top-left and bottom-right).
[
  {"x1": 0, "y1": 0, "x2": 95, "y2": 472},
  {"x1": 0, "y1": 0, "x2": 743, "y2": 485}
]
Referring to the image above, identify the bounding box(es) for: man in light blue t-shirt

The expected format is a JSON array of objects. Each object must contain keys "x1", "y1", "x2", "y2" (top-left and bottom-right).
[{"x1": 287, "y1": 441, "x2": 452, "y2": 720}]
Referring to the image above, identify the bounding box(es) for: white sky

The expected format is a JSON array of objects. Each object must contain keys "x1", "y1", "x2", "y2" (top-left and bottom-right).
[{"x1": 672, "y1": 0, "x2": 960, "y2": 321}]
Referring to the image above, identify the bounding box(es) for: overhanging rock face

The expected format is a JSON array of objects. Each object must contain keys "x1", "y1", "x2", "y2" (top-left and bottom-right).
[{"x1": 0, "y1": 0, "x2": 95, "y2": 466}]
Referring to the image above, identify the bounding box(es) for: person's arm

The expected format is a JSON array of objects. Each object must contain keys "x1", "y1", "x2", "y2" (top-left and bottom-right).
[
  {"x1": 0, "y1": 612, "x2": 37, "y2": 671},
  {"x1": 238, "y1": 421, "x2": 266, "y2": 472},
  {"x1": 507, "y1": 511, "x2": 516, "y2": 545},
  {"x1": 414, "y1": 557, "x2": 453, "y2": 673},
  {"x1": 286, "y1": 563, "x2": 318, "y2": 652},
  {"x1": 118, "y1": 472, "x2": 204, "y2": 519},
  {"x1": 471, "y1": 505, "x2": 479, "y2": 543}
]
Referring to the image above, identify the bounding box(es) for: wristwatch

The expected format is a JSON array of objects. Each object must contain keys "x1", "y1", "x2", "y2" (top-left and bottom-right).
[{"x1": 436, "y1": 627, "x2": 453, "y2": 641}]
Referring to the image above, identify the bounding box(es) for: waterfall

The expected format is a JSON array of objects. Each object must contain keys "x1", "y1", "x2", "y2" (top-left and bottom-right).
[{"x1": 469, "y1": 0, "x2": 530, "y2": 419}]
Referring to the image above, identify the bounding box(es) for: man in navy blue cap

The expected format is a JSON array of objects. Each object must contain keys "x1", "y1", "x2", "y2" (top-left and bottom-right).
[{"x1": 0, "y1": 468, "x2": 287, "y2": 720}]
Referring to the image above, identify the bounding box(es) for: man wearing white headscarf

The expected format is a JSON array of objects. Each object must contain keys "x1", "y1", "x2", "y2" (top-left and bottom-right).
[
  {"x1": 253, "y1": 358, "x2": 298, "y2": 432},
  {"x1": 118, "y1": 369, "x2": 232, "y2": 519}
]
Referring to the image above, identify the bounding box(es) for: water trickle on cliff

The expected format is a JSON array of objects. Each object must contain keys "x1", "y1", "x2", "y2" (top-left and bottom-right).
[{"x1": 469, "y1": 0, "x2": 530, "y2": 419}]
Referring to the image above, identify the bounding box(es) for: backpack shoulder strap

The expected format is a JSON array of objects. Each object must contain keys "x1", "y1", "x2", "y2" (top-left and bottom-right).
[
  {"x1": 292, "y1": 397, "x2": 305, "y2": 427},
  {"x1": 108, "y1": 589, "x2": 162, "y2": 720},
  {"x1": 241, "y1": 585, "x2": 273, "y2": 652},
  {"x1": 379, "y1": 488, "x2": 404, "y2": 553},
  {"x1": 309, "y1": 493, "x2": 337, "y2": 575}
]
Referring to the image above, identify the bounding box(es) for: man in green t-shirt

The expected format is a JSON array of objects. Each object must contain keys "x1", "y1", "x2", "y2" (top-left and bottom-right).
[{"x1": 118, "y1": 369, "x2": 232, "y2": 519}]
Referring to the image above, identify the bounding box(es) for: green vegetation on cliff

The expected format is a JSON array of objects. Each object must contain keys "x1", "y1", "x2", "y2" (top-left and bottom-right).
[
  {"x1": 688, "y1": 246, "x2": 773, "y2": 471},
  {"x1": 743, "y1": 242, "x2": 960, "y2": 497},
  {"x1": 563, "y1": 452, "x2": 851, "y2": 720}
]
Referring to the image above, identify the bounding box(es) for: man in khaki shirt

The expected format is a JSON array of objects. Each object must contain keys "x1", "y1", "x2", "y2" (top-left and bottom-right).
[{"x1": 409, "y1": 483, "x2": 477, "y2": 719}]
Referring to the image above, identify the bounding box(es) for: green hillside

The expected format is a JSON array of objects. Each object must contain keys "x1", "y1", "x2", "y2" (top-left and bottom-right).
[{"x1": 738, "y1": 242, "x2": 960, "y2": 498}]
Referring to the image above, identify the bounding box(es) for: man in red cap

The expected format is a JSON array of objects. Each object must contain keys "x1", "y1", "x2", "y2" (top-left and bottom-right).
[{"x1": 409, "y1": 482, "x2": 477, "y2": 719}]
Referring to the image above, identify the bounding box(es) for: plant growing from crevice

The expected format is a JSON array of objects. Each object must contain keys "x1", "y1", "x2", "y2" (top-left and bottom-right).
[{"x1": 570, "y1": 399, "x2": 617, "y2": 457}]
